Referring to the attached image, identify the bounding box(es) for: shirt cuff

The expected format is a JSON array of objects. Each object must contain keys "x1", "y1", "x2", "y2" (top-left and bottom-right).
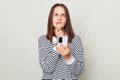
[{"x1": 65, "y1": 55, "x2": 75, "y2": 65}]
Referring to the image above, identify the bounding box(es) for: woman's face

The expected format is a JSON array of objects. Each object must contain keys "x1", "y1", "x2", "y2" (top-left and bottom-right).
[{"x1": 53, "y1": 6, "x2": 66, "y2": 30}]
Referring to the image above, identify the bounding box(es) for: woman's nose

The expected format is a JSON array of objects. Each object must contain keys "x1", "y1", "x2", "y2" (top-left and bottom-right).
[{"x1": 58, "y1": 15, "x2": 62, "y2": 20}]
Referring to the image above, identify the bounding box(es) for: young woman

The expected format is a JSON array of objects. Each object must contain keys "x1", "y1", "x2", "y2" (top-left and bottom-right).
[{"x1": 38, "y1": 3, "x2": 85, "y2": 80}]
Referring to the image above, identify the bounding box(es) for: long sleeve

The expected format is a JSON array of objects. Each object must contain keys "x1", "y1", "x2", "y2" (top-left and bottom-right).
[
  {"x1": 38, "y1": 35, "x2": 60, "y2": 74},
  {"x1": 68, "y1": 35, "x2": 85, "y2": 77}
]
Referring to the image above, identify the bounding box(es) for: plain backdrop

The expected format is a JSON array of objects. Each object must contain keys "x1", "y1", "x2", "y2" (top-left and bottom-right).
[{"x1": 0, "y1": 0, "x2": 120, "y2": 80}]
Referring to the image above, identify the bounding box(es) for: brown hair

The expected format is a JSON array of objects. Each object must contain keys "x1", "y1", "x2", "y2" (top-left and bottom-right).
[{"x1": 46, "y1": 3, "x2": 75, "y2": 43}]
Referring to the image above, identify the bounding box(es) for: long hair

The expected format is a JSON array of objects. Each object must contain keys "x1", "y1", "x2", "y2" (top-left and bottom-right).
[{"x1": 46, "y1": 3, "x2": 75, "y2": 43}]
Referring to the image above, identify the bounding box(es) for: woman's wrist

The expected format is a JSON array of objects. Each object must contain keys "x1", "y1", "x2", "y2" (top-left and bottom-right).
[{"x1": 64, "y1": 53, "x2": 71, "y2": 61}]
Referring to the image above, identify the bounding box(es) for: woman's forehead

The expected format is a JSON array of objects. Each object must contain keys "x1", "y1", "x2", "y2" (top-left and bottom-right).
[{"x1": 53, "y1": 6, "x2": 65, "y2": 14}]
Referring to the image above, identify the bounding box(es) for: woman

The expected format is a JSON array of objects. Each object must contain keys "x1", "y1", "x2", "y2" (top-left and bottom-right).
[{"x1": 38, "y1": 3, "x2": 85, "y2": 80}]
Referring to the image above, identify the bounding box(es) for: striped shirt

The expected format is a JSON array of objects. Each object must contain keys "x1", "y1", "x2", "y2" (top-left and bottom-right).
[{"x1": 38, "y1": 35, "x2": 85, "y2": 80}]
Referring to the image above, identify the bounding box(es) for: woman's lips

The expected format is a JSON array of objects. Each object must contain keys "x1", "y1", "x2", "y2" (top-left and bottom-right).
[{"x1": 56, "y1": 22, "x2": 62, "y2": 24}]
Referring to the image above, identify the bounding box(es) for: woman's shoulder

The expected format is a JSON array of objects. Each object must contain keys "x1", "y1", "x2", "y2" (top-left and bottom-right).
[
  {"x1": 71, "y1": 35, "x2": 84, "y2": 50},
  {"x1": 38, "y1": 35, "x2": 48, "y2": 43},
  {"x1": 38, "y1": 35, "x2": 52, "y2": 48},
  {"x1": 73, "y1": 35, "x2": 82, "y2": 41},
  {"x1": 38, "y1": 35, "x2": 46, "y2": 40}
]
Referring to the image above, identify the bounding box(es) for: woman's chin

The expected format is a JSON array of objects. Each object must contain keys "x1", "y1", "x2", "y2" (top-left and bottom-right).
[{"x1": 55, "y1": 25, "x2": 64, "y2": 29}]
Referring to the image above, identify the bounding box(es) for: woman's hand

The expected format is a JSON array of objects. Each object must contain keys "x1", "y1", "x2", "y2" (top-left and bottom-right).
[
  {"x1": 54, "y1": 28, "x2": 64, "y2": 37},
  {"x1": 56, "y1": 44, "x2": 71, "y2": 61}
]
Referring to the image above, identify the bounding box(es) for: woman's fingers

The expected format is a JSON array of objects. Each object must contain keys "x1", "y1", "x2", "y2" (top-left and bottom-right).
[
  {"x1": 56, "y1": 46, "x2": 64, "y2": 56},
  {"x1": 56, "y1": 44, "x2": 70, "y2": 56},
  {"x1": 60, "y1": 44, "x2": 67, "y2": 49},
  {"x1": 54, "y1": 28, "x2": 64, "y2": 37}
]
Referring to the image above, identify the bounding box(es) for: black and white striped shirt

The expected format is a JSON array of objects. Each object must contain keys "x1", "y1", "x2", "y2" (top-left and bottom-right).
[{"x1": 38, "y1": 35, "x2": 85, "y2": 80}]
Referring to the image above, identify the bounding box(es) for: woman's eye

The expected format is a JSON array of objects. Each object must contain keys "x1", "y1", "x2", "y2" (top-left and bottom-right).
[
  {"x1": 53, "y1": 13, "x2": 66, "y2": 17},
  {"x1": 61, "y1": 14, "x2": 66, "y2": 17},
  {"x1": 54, "y1": 13, "x2": 58, "y2": 16}
]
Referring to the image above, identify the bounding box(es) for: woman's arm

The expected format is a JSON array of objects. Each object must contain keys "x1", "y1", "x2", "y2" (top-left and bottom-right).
[
  {"x1": 68, "y1": 35, "x2": 85, "y2": 77},
  {"x1": 38, "y1": 35, "x2": 60, "y2": 74}
]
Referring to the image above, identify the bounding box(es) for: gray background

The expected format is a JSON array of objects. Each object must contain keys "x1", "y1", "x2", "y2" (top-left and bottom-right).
[{"x1": 0, "y1": 0, "x2": 120, "y2": 80}]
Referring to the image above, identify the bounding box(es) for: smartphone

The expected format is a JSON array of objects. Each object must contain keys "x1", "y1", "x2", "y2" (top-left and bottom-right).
[{"x1": 58, "y1": 36, "x2": 68, "y2": 46}]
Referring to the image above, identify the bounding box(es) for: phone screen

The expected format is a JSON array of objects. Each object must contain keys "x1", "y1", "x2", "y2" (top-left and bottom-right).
[
  {"x1": 58, "y1": 36, "x2": 68, "y2": 46},
  {"x1": 59, "y1": 37, "x2": 62, "y2": 43}
]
